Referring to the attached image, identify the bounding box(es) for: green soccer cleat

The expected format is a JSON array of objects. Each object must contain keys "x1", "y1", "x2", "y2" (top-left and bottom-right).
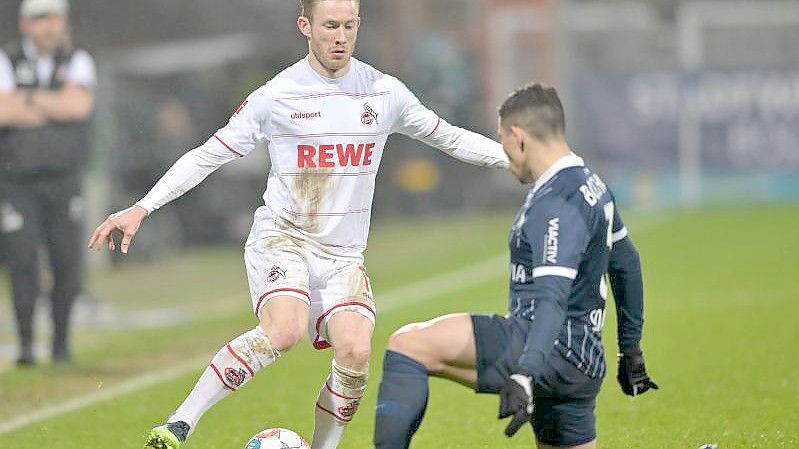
[{"x1": 144, "y1": 421, "x2": 190, "y2": 449}]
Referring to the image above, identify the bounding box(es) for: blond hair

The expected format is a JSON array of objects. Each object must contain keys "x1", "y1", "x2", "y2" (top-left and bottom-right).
[{"x1": 300, "y1": 0, "x2": 360, "y2": 20}]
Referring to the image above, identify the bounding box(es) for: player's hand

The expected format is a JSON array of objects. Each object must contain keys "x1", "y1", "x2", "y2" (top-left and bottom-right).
[
  {"x1": 498, "y1": 374, "x2": 533, "y2": 437},
  {"x1": 617, "y1": 348, "x2": 659, "y2": 396},
  {"x1": 87, "y1": 205, "x2": 148, "y2": 254}
]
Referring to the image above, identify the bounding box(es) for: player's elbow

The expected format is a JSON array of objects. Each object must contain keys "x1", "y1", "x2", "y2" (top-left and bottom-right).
[{"x1": 610, "y1": 238, "x2": 641, "y2": 273}]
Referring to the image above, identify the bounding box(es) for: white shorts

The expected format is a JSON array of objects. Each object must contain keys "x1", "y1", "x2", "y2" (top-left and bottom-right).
[{"x1": 244, "y1": 234, "x2": 376, "y2": 350}]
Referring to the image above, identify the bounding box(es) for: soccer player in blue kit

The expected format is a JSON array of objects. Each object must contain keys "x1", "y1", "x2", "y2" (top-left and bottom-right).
[{"x1": 372, "y1": 83, "x2": 658, "y2": 449}]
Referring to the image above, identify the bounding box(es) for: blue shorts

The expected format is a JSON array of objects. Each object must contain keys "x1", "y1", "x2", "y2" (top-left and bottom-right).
[{"x1": 472, "y1": 314, "x2": 603, "y2": 446}]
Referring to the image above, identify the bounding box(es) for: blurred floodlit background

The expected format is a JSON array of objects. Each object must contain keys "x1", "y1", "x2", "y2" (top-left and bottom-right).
[
  {"x1": 3, "y1": 0, "x2": 797, "y2": 257},
  {"x1": 0, "y1": 2, "x2": 797, "y2": 447},
  {"x1": 1, "y1": 0, "x2": 798, "y2": 359}
]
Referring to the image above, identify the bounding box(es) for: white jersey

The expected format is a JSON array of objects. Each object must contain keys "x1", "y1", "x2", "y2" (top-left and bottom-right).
[{"x1": 137, "y1": 57, "x2": 508, "y2": 260}]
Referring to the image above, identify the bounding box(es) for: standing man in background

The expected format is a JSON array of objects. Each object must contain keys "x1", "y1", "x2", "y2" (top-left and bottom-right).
[{"x1": 0, "y1": 0, "x2": 96, "y2": 366}]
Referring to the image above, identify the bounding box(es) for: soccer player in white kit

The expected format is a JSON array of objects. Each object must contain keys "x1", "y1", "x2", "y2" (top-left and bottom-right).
[{"x1": 88, "y1": 1, "x2": 509, "y2": 448}]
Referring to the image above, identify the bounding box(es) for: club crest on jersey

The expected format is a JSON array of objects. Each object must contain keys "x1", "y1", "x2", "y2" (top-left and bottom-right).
[
  {"x1": 267, "y1": 265, "x2": 287, "y2": 283},
  {"x1": 225, "y1": 367, "x2": 247, "y2": 387},
  {"x1": 361, "y1": 103, "x2": 378, "y2": 125}
]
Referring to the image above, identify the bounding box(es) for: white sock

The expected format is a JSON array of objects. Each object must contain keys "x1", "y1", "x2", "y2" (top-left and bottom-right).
[
  {"x1": 312, "y1": 360, "x2": 368, "y2": 449},
  {"x1": 170, "y1": 327, "x2": 280, "y2": 430}
]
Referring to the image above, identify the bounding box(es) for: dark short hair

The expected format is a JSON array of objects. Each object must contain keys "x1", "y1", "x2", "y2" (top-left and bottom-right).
[
  {"x1": 300, "y1": 0, "x2": 360, "y2": 20},
  {"x1": 499, "y1": 83, "x2": 565, "y2": 142}
]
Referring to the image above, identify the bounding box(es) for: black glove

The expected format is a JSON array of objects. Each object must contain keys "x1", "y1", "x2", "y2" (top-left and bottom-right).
[
  {"x1": 617, "y1": 348, "x2": 659, "y2": 396},
  {"x1": 498, "y1": 374, "x2": 533, "y2": 437}
]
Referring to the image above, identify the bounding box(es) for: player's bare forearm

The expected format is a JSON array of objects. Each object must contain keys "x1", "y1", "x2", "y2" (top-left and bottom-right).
[
  {"x1": 31, "y1": 85, "x2": 94, "y2": 122},
  {"x1": 609, "y1": 237, "x2": 644, "y2": 351}
]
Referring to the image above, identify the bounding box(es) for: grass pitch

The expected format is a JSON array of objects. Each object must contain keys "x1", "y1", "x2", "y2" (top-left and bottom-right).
[{"x1": 0, "y1": 205, "x2": 797, "y2": 448}]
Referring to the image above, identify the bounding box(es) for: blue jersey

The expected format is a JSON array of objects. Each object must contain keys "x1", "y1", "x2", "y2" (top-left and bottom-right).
[{"x1": 508, "y1": 154, "x2": 629, "y2": 380}]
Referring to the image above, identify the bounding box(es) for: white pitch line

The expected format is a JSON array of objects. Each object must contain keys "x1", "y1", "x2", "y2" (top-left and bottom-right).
[
  {"x1": 0, "y1": 254, "x2": 508, "y2": 436},
  {"x1": 378, "y1": 254, "x2": 507, "y2": 312},
  {"x1": 0, "y1": 357, "x2": 210, "y2": 435}
]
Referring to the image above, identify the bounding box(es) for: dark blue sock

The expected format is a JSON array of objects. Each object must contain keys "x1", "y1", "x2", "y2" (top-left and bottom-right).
[{"x1": 373, "y1": 350, "x2": 430, "y2": 449}]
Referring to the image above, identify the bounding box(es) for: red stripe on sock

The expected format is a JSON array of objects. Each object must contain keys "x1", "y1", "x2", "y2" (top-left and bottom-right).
[
  {"x1": 226, "y1": 344, "x2": 255, "y2": 377},
  {"x1": 325, "y1": 382, "x2": 362, "y2": 400},
  {"x1": 315, "y1": 403, "x2": 352, "y2": 423},
  {"x1": 209, "y1": 363, "x2": 236, "y2": 392}
]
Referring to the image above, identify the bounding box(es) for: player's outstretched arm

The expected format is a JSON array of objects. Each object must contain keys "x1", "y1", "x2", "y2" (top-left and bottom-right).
[
  {"x1": 87, "y1": 205, "x2": 148, "y2": 253},
  {"x1": 391, "y1": 79, "x2": 509, "y2": 169}
]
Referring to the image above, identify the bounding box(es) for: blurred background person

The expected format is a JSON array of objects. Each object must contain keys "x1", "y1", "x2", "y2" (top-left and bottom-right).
[{"x1": 0, "y1": 0, "x2": 96, "y2": 366}]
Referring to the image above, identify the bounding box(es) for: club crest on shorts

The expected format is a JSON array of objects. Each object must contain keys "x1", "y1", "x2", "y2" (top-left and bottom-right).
[
  {"x1": 225, "y1": 367, "x2": 248, "y2": 387},
  {"x1": 361, "y1": 103, "x2": 378, "y2": 125},
  {"x1": 267, "y1": 265, "x2": 287, "y2": 283}
]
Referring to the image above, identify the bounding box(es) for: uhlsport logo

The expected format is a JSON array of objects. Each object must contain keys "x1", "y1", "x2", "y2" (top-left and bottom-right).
[
  {"x1": 267, "y1": 265, "x2": 287, "y2": 283},
  {"x1": 361, "y1": 103, "x2": 378, "y2": 125},
  {"x1": 225, "y1": 367, "x2": 248, "y2": 387},
  {"x1": 291, "y1": 111, "x2": 322, "y2": 120}
]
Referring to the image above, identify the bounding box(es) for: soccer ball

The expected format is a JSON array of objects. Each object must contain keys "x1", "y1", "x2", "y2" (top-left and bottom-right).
[{"x1": 244, "y1": 428, "x2": 311, "y2": 449}]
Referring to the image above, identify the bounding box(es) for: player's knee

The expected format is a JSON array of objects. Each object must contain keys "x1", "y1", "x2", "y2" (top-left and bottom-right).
[
  {"x1": 388, "y1": 324, "x2": 449, "y2": 373},
  {"x1": 260, "y1": 321, "x2": 304, "y2": 352},
  {"x1": 334, "y1": 334, "x2": 372, "y2": 368}
]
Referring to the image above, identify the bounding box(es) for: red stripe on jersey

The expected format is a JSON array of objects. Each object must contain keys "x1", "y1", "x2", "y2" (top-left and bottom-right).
[
  {"x1": 279, "y1": 170, "x2": 377, "y2": 177},
  {"x1": 282, "y1": 208, "x2": 370, "y2": 217},
  {"x1": 209, "y1": 363, "x2": 237, "y2": 391},
  {"x1": 277, "y1": 91, "x2": 390, "y2": 101},
  {"x1": 326, "y1": 243, "x2": 367, "y2": 247},
  {"x1": 213, "y1": 134, "x2": 244, "y2": 157},
  {"x1": 272, "y1": 131, "x2": 389, "y2": 139},
  {"x1": 423, "y1": 117, "x2": 441, "y2": 139},
  {"x1": 226, "y1": 344, "x2": 255, "y2": 377}
]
